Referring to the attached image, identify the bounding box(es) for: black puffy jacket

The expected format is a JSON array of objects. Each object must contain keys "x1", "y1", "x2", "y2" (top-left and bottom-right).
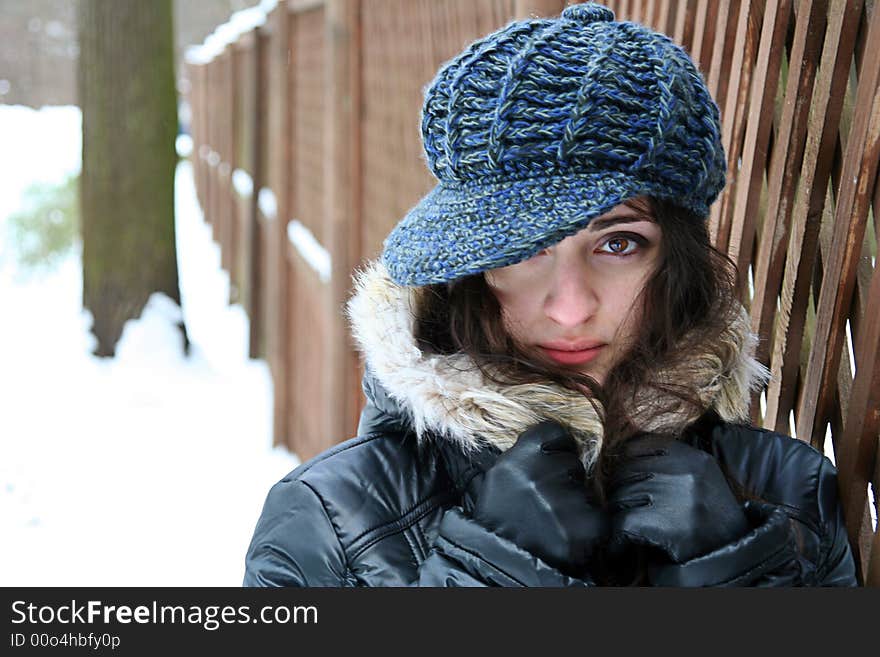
[
  {"x1": 243, "y1": 261, "x2": 857, "y2": 587},
  {"x1": 243, "y1": 372, "x2": 856, "y2": 587}
]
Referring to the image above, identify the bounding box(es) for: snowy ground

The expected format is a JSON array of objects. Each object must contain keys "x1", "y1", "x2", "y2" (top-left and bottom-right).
[{"x1": 0, "y1": 105, "x2": 300, "y2": 586}]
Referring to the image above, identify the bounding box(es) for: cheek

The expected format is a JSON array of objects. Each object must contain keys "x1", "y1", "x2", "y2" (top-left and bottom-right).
[
  {"x1": 607, "y1": 279, "x2": 646, "y2": 339},
  {"x1": 487, "y1": 272, "x2": 543, "y2": 332},
  {"x1": 495, "y1": 293, "x2": 538, "y2": 338}
]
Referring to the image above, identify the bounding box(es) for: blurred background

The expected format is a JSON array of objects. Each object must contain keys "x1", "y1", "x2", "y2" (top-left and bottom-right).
[
  {"x1": 1, "y1": 0, "x2": 878, "y2": 585},
  {"x1": 0, "y1": 0, "x2": 300, "y2": 586}
]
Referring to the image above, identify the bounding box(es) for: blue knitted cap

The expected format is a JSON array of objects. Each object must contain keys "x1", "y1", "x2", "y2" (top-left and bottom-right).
[{"x1": 382, "y1": 2, "x2": 727, "y2": 286}]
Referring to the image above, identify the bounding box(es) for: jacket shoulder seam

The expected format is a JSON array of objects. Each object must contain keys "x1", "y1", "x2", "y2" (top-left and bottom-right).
[{"x1": 282, "y1": 432, "x2": 392, "y2": 481}]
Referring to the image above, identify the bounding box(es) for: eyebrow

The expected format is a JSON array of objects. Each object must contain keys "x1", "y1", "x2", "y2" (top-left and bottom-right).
[{"x1": 587, "y1": 215, "x2": 656, "y2": 232}]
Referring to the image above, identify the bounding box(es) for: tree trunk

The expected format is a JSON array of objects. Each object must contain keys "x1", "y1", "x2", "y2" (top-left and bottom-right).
[{"x1": 78, "y1": 0, "x2": 184, "y2": 357}]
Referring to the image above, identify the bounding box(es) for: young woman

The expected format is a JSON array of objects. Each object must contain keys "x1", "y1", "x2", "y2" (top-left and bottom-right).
[{"x1": 243, "y1": 2, "x2": 857, "y2": 586}]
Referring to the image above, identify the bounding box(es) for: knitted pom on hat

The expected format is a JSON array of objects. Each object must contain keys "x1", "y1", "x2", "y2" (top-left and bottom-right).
[{"x1": 382, "y1": 2, "x2": 726, "y2": 286}]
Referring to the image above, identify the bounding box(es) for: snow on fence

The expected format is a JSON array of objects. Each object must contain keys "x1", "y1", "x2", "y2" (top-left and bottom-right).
[{"x1": 184, "y1": 0, "x2": 880, "y2": 585}]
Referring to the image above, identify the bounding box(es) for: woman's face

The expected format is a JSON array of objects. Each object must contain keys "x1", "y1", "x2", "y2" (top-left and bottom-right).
[{"x1": 484, "y1": 199, "x2": 662, "y2": 385}]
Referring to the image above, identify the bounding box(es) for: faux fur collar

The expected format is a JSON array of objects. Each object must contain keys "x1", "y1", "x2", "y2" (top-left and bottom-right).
[{"x1": 346, "y1": 259, "x2": 769, "y2": 468}]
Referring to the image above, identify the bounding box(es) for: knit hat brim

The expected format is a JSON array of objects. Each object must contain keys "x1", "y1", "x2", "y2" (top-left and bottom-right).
[{"x1": 381, "y1": 171, "x2": 684, "y2": 286}]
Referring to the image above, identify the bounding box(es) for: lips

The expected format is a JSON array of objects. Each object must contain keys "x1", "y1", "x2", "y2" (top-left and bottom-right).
[
  {"x1": 539, "y1": 340, "x2": 605, "y2": 351},
  {"x1": 538, "y1": 342, "x2": 606, "y2": 366}
]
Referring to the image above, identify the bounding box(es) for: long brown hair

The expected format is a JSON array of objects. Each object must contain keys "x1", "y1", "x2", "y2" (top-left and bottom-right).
[
  {"x1": 411, "y1": 197, "x2": 746, "y2": 584},
  {"x1": 411, "y1": 196, "x2": 744, "y2": 481}
]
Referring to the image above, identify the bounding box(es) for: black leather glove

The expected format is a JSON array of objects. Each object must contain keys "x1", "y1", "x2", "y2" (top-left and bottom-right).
[
  {"x1": 471, "y1": 420, "x2": 608, "y2": 576},
  {"x1": 607, "y1": 434, "x2": 750, "y2": 564}
]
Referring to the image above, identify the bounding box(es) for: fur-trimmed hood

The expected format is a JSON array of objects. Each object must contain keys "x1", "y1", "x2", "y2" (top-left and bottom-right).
[{"x1": 346, "y1": 259, "x2": 770, "y2": 468}]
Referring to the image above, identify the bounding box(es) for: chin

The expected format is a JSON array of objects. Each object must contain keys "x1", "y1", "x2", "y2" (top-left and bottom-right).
[{"x1": 576, "y1": 364, "x2": 605, "y2": 386}]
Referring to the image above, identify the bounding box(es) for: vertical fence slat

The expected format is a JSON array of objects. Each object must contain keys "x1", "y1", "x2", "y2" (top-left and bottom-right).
[
  {"x1": 658, "y1": 0, "x2": 676, "y2": 35},
  {"x1": 232, "y1": 39, "x2": 244, "y2": 313},
  {"x1": 287, "y1": 4, "x2": 328, "y2": 459},
  {"x1": 220, "y1": 47, "x2": 235, "y2": 278},
  {"x1": 672, "y1": 0, "x2": 697, "y2": 51},
  {"x1": 690, "y1": 0, "x2": 718, "y2": 75},
  {"x1": 264, "y1": 2, "x2": 292, "y2": 447},
  {"x1": 287, "y1": 4, "x2": 305, "y2": 456},
  {"x1": 325, "y1": 0, "x2": 363, "y2": 446},
  {"x1": 249, "y1": 28, "x2": 268, "y2": 359},
  {"x1": 630, "y1": 0, "x2": 643, "y2": 25}
]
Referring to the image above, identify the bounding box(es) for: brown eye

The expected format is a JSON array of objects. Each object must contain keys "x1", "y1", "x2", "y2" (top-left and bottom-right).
[{"x1": 598, "y1": 233, "x2": 645, "y2": 257}]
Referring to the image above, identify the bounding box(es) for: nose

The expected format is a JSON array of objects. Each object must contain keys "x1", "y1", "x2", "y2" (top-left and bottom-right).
[{"x1": 543, "y1": 257, "x2": 599, "y2": 328}]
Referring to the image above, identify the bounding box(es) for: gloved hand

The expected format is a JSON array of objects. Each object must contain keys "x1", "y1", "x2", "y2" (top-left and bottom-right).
[
  {"x1": 607, "y1": 434, "x2": 750, "y2": 564},
  {"x1": 471, "y1": 420, "x2": 608, "y2": 576}
]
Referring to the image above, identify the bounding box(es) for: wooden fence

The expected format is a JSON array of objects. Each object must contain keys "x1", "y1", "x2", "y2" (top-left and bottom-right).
[{"x1": 185, "y1": 0, "x2": 879, "y2": 585}]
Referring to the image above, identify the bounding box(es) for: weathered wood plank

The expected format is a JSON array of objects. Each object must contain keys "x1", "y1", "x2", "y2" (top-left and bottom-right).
[
  {"x1": 727, "y1": 0, "x2": 793, "y2": 301},
  {"x1": 269, "y1": 3, "x2": 294, "y2": 448},
  {"x1": 672, "y1": 0, "x2": 697, "y2": 50},
  {"x1": 710, "y1": 0, "x2": 761, "y2": 251},
  {"x1": 324, "y1": 0, "x2": 363, "y2": 447},
  {"x1": 656, "y1": 0, "x2": 675, "y2": 34},
  {"x1": 690, "y1": 0, "x2": 717, "y2": 72},
  {"x1": 514, "y1": 0, "x2": 564, "y2": 19},
  {"x1": 288, "y1": 0, "x2": 325, "y2": 13}
]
